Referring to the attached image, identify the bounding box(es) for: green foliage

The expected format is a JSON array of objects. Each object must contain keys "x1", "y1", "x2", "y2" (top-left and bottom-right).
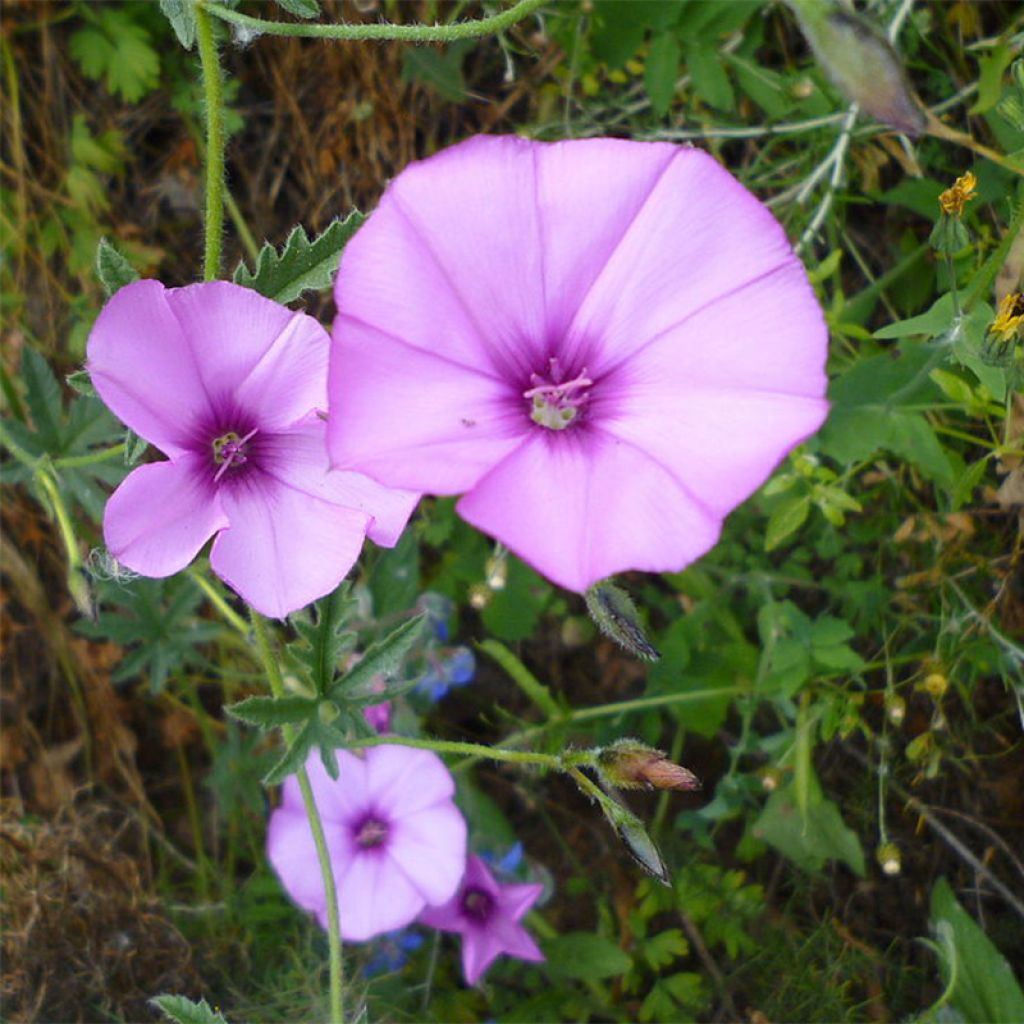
[
  {"x1": 233, "y1": 215, "x2": 367, "y2": 304},
  {"x1": 543, "y1": 932, "x2": 632, "y2": 980},
  {"x1": 70, "y1": 6, "x2": 162, "y2": 103},
  {"x1": 159, "y1": 0, "x2": 197, "y2": 49},
  {"x1": 96, "y1": 237, "x2": 140, "y2": 296},
  {"x1": 228, "y1": 592, "x2": 426, "y2": 783},
  {"x1": 926, "y1": 878, "x2": 1024, "y2": 1024},
  {"x1": 76, "y1": 575, "x2": 221, "y2": 692},
  {"x1": 584, "y1": 581, "x2": 660, "y2": 662},
  {"x1": 275, "y1": 0, "x2": 320, "y2": 19},
  {"x1": 400, "y1": 39, "x2": 476, "y2": 102},
  {"x1": 151, "y1": 994, "x2": 229, "y2": 1024},
  {"x1": 1, "y1": 348, "x2": 126, "y2": 521}
]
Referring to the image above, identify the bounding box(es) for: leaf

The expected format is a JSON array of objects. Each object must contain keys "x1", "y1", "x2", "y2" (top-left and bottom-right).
[
  {"x1": 400, "y1": 41, "x2": 474, "y2": 102},
  {"x1": 69, "y1": 10, "x2": 161, "y2": 103},
  {"x1": 686, "y1": 41, "x2": 735, "y2": 112},
  {"x1": 480, "y1": 554, "x2": 550, "y2": 643},
  {"x1": 233, "y1": 214, "x2": 366, "y2": 304},
  {"x1": 21, "y1": 348, "x2": 63, "y2": 451},
  {"x1": 929, "y1": 877, "x2": 1024, "y2": 1024},
  {"x1": 226, "y1": 695, "x2": 317, "y2": 729},
  {"x1": 752, "y1": 777, "x2": 865, "y2": 876},
  {"x1": 96, "y1": 238, "x2": 140, "y2": 296},
  {"x1": 334, "y1": 615, "x2": 425, "y2": 700},
  {"x1": 159, "y1": 0, "x2": 197, "y2": 49},
  {"x1": 151, "y1": 994, "x2": 229, "y2": 1024},
  {"x1": 291, "y1": 587, "x2": 355, "y2": 696},
  {"x1": 275, "y1": 0, "x2": 320, "y2": 18},
  {"x1": 645, "y1": 33, "x2": 681, "y2": 116},
  {"x1": 765, "y1": 493, "x2": 811, "y2": 551},
  {"x1": 543, "y1": 933, "x2": 633, "y2": 981},
  {"x1": 369, "y1": 528, "x2": 420, "y2": 617},
  {"x1": 643, "y1": 928, "x2": 688, "y2": 970},
  {"x1": 970, "y1": 42, "x2": 1013, "y2": 116}
]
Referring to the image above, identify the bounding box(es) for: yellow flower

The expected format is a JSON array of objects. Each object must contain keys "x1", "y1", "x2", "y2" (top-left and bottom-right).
[
  {"x1": 938, "y1": 171, "x2": 977, "y2": 216},
  {"x1": 989, "y1": 292, "x2": 1024, "y2": 344}
]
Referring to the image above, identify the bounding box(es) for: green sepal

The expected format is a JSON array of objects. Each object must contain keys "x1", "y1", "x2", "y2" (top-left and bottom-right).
[
  {"x1": 96, "y1": 237, "x2": 140, "y2": 296},
  {"x1": 233, "y1": 214, "x2": 366, "y2": 304},
  {"x1": 65, "y1": 369, "x2": 96, "y2": 398}
]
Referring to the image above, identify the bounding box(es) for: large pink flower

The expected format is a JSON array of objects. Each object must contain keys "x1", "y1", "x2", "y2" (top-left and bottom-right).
[
  {"x1": 328, "y1": 136, "x2": 828, "y2": 592},
  {"x1": 87, "y1": 280, "x2": 418, "y2": 617},
  {"x1": 267, "y1": 746, "x2": 467, "y2": 941}
]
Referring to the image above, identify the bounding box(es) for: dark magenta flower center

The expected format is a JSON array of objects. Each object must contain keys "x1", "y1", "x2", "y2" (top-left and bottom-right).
[
  {"x1": 461, "y1": 886, "x2": 495, "y2": 924},
  {"x1": 354, "y1": 815, "x2": 389, "y2": 849},
  {"x1": 211, "y1": 427, "x2": 258, "y2": 482},
  {"x1": 524, "y1": 357, "x2": 591, "y2": 431}
]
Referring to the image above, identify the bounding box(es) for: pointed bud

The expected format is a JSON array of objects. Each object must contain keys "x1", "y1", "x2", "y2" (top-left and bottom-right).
[
  {"x1": 786, "y1": 0, "x2": 925, "y2": 135},
  {"x1": 617, "y1": 816, "x2": 671, "y2": 886},
  {"x1": 597, "y1": 740, "x2": 701, "y2": 792},
  {"x1": 584, "y1": 581, "x2": 659, "y2": 662}
]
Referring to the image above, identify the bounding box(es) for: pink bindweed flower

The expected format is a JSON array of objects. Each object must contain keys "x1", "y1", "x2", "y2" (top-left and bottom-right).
[
  {"x1": 419, "y1": 854, "x2": 544, "y2": 985},
  {"x1": 87, "y1": 280, "x2": 418, "y2": 618},
  {"x1": 328, "y1": 136, "x2": 829, "y2": 592},
  {"x1": 267, "y1": 746, "x2": 467, "y2": 941}
]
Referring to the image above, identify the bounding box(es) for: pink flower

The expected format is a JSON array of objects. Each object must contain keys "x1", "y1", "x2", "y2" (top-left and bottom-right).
[
  {"x1": 267, "y1": 746, "x2": 467, "y2": 941},
  {"x1": 327, "y1": 136, "x2": 828, "y2": 592},
  {"x1": 87, "y1": 280, "x2": 418, "y2": 618},
  {"x1": 419, "y1": 854, "x2": 544, "y2": 985}
]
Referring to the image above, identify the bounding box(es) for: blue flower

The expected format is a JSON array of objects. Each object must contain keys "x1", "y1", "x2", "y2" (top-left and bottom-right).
[
  {"x1": 363, "y1": 928, "x2": 425, "y2": 978},
  {"x1": 417, "y1": 646, "x2": 476, "y2": 701}
]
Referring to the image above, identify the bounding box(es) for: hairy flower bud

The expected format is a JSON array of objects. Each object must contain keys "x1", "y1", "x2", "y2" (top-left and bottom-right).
[
  {"x1": 876, "y1": 842, "x2": 902, "y2": 876},
  {"x1": 597, "y1": 740, "x2": 701, "y2": 793},
  {"x1": 584, "y1": 581, "x2": 660, "y2": 662},
  {"x1": 786, "y1": 0, "x2": 925, "y2": 135}
]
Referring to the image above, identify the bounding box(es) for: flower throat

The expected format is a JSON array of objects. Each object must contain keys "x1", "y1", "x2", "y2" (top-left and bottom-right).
[{"x1": 524, "y1": 357, "x2": 591, "y2": 431}]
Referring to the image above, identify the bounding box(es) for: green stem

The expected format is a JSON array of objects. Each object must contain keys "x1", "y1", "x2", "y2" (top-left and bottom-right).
[
  {"x1": 53, "y1": 442, "x2": 126, "y2": 469},
  {"x1": 251, "y1": 611, "x2": 344, "y2": 1023},
  {"x1": 196, "y1": 3, "x2": 226, "y2": 281},
  {"x1": 201, "y1": 0, "x2": 545, "y2": 41},
  {"x1": 188, "y1": 566, "x2": 250, "y2": 635}
]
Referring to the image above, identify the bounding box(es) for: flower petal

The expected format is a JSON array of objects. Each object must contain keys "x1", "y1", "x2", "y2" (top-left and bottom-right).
[
  {"x1": 363, "y1": 745, "x2": 457, "y2": 819},
  {"x1": 599, "y1": 387, "x2": 828, "y2": 517},
  {"x1": 566, "y1": 147, "x2": 800, "y2": 374},
  {"x1": 334, "y1": 849, "x2": 425, "y2": 940},
  {"x1": 458, "y1": 430, "x2": 722, "y2": 593},
  {"x1": 210, "y1": 471, "x2": 370, "y2": 618},
  {"x1": 499, "y1": 882, "x2": 545, "y2": 922},
  {"x1": 258, "y1": 414, "x2": 418, "y2": 547},
  {"x1": 162, "y1": 281, "x2": 322, "y2": 416},
  {"x1": 87, "y1": 280, "x2": 212, "y2": 455},
  {"x1": 387, "y1": 802, "x2": 467, "y2": 907},
  {"x1": 103, "y1": 455, "x2": 227, "y2": 577},
  {"x1": 329, "y1": 319, "x2": 526, "y2": 493},
  {"x1": 280, "y1": 748, "x2": 369, "y2": 824},
  {"x1": 461, "y1": 930, "x2": 507, "y2": 987},
  {"x1": 266, "y1": 803, "x2": 350, "y2": 922}
]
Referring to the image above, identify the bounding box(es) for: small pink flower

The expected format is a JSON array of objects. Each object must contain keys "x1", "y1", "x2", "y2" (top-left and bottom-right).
[
  {"x1": 267, "y1": 746, "x2": 467, "y2": 941},
  {"x1": 419, "y1": 854, "x2": 544, "y2": 985},
  {"x1": 87, "y1": 280, "x2": 418, "y2": 617},
  {"x1": 328, "y1": 136, "x2": 828, "y2": 592}
]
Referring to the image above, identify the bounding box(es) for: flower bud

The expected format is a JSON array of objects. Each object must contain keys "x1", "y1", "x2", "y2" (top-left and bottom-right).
[
  {"x1": 584, "y1": 581, "x2": 660, "y2": 662},
  {"x1": 468, "y1": 583, "x2": 491, "y2": 610},
  {"x1": 485, "y1": 550, "x2": 508, "y2": 591},
  {"x1": 876, "y1": 842, "x2": 902, "y2": 875},
  {"x1": 760, "y1": 768, "x2": 782, "y2": 792},
  {"x1": 597, "y1": 740, "x2": 701, "y2": 793},
  {"x1": 885, "y1": 693, "x2": 906, "y2": 726},
  {"x1": 786, "y1": 0, "x2": 925, "y2": 135},
  {"x1": 922, "y1": 672, "x2": 948, "y2": 699}
]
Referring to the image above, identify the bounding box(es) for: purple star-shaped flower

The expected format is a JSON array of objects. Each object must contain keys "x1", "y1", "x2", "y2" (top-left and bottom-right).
[
  {"x1": 267, "y1": 746, "x2": 467, "y2": 941},
  {"x1": 419, "y1": 854, "x2": 544, "y2": 985},
  {"x1": 87, "y1": 280, "x2": 418, "y2": 617},
  {"x1": 327, "y1": 136, "x2": 829, "y2": 592}
]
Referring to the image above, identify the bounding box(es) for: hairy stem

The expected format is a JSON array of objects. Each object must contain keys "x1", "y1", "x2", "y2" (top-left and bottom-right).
[
  {"x1": 196, "y1": 4, "x2": 226, "y2": 280},
  {"x1": 201, "y1": 0, "x2": 545, "y2": 42},
  {"x1": 251, "y1": 611, "x2": 344, "y2": 1023}
]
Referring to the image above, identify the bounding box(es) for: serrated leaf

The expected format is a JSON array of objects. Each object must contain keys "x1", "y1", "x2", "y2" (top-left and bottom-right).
[
  {"x1": 226, "y1": 695, "x2": 316, "y2": 729},
  {"x1": 159, "y1": 0, "x2": 197, "y2": 49},
  {"x1": 292, "y1": 587, "x2": 355, "y2": 696},
  {"x1": 334, "y1": 615, "x2": 425, "y2": 700},
  {"x1": 21, "y1": 348, "x2": 63, "y2": 450},
  {"x1": 233, "y1": 214, "x2": 366, "y2": 304},
  {"x1": 96, "y1": 238, "x2": 140, "y2": 295},
  {"x1": 65, "y1": 369, "x2": 96, "y2": 398},
  {"x1": 275, "y1": 0, "x2": 320, "y2": 17},
  {"x1": 151, "y1": 994, "x2": 228, "y2": 1024},
  {"x1": 263, "y1": 719, "x2": 318, "y2": 786},
  {"x1": 69, "y1": 11, "x2": 160, "y2": 103}
]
